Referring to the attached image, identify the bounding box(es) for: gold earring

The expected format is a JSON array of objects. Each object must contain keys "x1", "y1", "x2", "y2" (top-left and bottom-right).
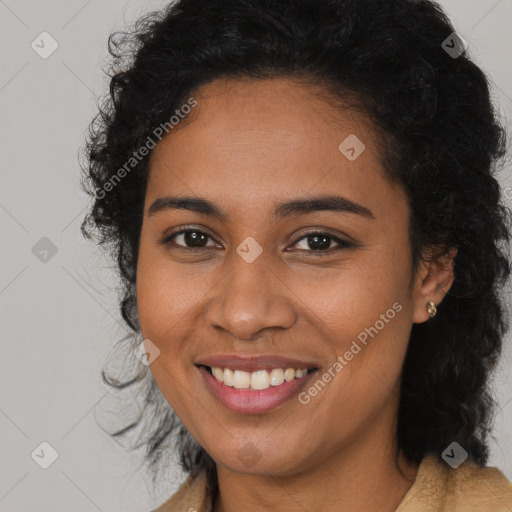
[{"x1": 426, "y1": 301, "x2": 437, "y2": 318}]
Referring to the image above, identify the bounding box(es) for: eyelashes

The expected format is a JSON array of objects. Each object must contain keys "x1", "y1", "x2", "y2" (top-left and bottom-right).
[
  {"x1": 292, "y1": 231, "x2": 354, "y2": 252},
  {"x1": 159, "y1": 228, "x2": 356, "y2": 254}
]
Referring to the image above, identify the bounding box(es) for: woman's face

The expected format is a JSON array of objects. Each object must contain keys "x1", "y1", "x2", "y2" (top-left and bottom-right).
[{"x1": 136, "y1": 77, "x2": 442, "y2": 476}]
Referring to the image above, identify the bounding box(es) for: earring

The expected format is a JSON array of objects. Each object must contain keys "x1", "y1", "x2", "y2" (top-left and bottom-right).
[{"x1": 426, "y1": 301, "x2": 437, "y2": 318}]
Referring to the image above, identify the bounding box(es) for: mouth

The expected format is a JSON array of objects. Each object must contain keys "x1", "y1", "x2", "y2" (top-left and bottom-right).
[{"x1": 196, "y1": 363, "x2": 319, "y2": 414}]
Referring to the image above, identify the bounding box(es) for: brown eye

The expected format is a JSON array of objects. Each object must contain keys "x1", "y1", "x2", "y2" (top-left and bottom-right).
[
  {"x1": 292, "y1": 231, "x2": 354, "y2": 253},
  {"x1": 162, "y1": 229, "x2": 218, "y2": 249}
]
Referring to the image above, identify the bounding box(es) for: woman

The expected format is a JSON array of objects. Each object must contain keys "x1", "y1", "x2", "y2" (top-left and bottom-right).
[{"x1": 81, "y1": 0, "x2": 512, "y2": 510}]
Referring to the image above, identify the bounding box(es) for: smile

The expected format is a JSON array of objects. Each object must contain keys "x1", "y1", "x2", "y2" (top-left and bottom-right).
[
  {"x1": 197, "y1": 364, "x2": 319, "y2": 414},
  {"x1": 208, "y1": 366, "x2": 312, "y2": 390}
]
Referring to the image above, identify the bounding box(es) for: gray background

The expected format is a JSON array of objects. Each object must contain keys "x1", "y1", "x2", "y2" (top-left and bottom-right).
[{"x1": 1, "y1": 1, "x2": 511, "y2": 510}]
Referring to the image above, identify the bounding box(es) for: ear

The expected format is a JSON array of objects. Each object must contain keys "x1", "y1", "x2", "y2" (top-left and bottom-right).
[{"x1": 412, "y1": 246, "x2": 457, "y2": 324}]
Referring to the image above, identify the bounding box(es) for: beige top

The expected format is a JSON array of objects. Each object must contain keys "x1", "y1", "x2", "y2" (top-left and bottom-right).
[{"x1": 153, "y1": 453, "x2": 512, "y2": 511}]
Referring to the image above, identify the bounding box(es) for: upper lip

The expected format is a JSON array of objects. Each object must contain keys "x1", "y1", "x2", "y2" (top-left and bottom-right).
[{"x1": 195, "y1": 354, "x2": 319, "y2": 372}]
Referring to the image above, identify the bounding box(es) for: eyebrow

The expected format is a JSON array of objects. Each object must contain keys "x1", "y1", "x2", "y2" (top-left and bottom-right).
[{"x1": 147, "y1": 195, "x2": 375, "y2": 221}]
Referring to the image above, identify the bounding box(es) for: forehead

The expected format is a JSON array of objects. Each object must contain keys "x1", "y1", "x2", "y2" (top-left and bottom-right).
[
  {"x1": 146, "y1": 77, "x2": 404, "y2": 219},
  {"x1": 151, "y1": 76, "x2": 373, "y2": 164}
]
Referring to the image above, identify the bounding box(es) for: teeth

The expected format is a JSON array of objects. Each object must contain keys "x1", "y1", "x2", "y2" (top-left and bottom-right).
[
  {"x1": 284, "y1": 368, "x2": 295, "y2": 382},
  {"x1": 233, "y1": 370, "x2": 251, "y2": 389},
  {"x1": 223, "y1": 368, "x2": 234, "y2": 387},
  {"x1": 210, "y1": 366, "x2": 311, "y2": 390},
  {"x1": 212, "y1": 367, "x2": 224, "y2": 382},
  {"x1": 270, "y1": 368, "x2": 284, "y2": 386},
  {"x1": 251, "y1": 370, "x2": 270, "y2": 390}
]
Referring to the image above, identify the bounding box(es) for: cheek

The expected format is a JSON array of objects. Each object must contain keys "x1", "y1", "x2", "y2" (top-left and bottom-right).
[
  {"x1": 296, "y1": 249, "x2": 413, "y2": 395},
  {"x1": 136, "y1": 237, "x2": 198, "y2": 339},
  {"x1": 135, "y1": 243, "x2": 200, "y2": 417},
  {"x1": 136, "y1": 241, "x2": 188, "y2": 380},
  {"x1": 296, "y1": 250, "x2": 410, "y2": 336}
]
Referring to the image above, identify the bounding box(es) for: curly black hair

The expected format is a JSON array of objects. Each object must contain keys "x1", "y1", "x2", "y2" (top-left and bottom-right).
[{"x1": 80, "y1": 0, "x2": 512, "y2": 495}]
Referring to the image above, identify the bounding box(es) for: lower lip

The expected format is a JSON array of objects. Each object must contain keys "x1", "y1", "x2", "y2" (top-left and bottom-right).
[{"x1": 198, "y1": 366, "x2": 317, "y2": 414}]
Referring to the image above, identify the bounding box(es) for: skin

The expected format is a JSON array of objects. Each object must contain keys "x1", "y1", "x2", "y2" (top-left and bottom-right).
[{"x1": 136, "y1": 77, "x2": 456, "y2": 512}]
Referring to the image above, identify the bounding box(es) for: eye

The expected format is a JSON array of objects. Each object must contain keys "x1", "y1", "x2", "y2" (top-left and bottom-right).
[
  {"x1": 290, "y1": 231, "x2": 355, "y2": 253},
  {"x1": 160, "y1": 228, "x2": 355, "y2": 254},
  {"x1": 160, "y1": 228, "x2": 220, "y2": 249}
]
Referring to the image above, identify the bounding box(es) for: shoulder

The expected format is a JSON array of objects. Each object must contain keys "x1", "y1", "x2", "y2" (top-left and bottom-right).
[
  {"x1": 151, "y1": 469, "x2": 211, "y2": 512},
  {"x1": 446, "y1": 455, "x2": 512, "y2": 511},
  {"x1": 397, "y1": 452, "x2": 512, "y2": 512}
]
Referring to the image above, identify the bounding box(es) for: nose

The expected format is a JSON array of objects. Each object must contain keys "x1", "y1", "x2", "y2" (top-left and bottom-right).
[{"x1": 205, "y1": 248, "x2": 296, "y2": 341}]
